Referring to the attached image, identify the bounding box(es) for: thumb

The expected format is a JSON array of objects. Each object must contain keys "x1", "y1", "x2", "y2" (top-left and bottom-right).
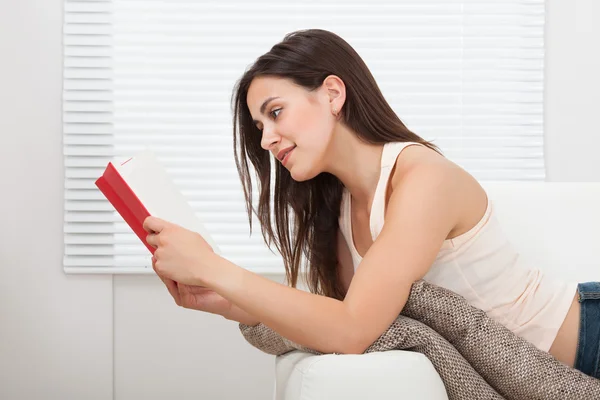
[{"x1": 143, "y1": 216, "x2": 165, "y2": 233}]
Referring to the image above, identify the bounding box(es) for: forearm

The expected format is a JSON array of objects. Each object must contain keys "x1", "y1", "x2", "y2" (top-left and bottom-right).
[
  {"x1": 206, "y1": 255, "x2": 358, "y2": 354},
  {"x1": 225, "y1": 303, "x2": 260, "y2": 326}
]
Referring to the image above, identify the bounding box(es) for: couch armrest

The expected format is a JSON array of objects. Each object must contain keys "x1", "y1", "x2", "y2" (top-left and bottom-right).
[{"x1": 275, "y1": 350, "x2": 449, "y2": 400}]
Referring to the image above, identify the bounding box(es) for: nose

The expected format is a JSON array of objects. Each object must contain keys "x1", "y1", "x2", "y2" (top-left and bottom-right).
[{"x1": 260, "y1": 125, "x2": 281, "y2": 151}]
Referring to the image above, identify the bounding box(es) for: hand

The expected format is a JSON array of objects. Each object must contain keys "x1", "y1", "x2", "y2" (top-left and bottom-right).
[
  {"x1": 143, "y1": 216, "x2": 217, "y2": 286},
  {"x1": 153, "y1": 257, "x2": 232, "y2": 316},
  {"x1": 153, "y1": 257, "x2": 260, "y2": 325}
]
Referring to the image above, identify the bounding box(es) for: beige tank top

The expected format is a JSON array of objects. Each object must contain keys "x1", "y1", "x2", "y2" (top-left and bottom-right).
[{"x1": 338, "y1": 141, "x2": 578, "y2": 352}]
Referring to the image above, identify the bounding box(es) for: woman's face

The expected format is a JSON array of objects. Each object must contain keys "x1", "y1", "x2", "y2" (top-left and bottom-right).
[{"x1": 246, "y1": 76, "x2": 339, "y2": 181}]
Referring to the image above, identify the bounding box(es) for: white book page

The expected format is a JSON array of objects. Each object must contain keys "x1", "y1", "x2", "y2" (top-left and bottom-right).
[{"x1": 116, "y1": 149, "x2": 221, "y2": 254}]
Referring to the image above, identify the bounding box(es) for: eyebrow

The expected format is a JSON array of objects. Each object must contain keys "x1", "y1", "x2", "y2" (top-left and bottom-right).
[{"x1": 252, "y1": 96, "x2": 280, "y2": 126}]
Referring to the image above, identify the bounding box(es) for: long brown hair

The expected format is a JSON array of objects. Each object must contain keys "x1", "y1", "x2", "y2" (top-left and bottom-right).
[{"x1": 231, "y1": 29, "x2": 439, "y2": 300}]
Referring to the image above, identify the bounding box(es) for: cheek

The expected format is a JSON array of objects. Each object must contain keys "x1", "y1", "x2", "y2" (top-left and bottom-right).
[
  {"x1": 293, "y1": 107, "x2": 332, "y2": 146},
  {"x1": 292, "y1": 109, "x2": 317, "y2": 134}
]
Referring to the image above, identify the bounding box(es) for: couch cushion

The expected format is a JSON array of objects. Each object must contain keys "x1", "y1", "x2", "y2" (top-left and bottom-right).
[{"x1": 275, "y1": 350, "x2": 448, "y2": 400}]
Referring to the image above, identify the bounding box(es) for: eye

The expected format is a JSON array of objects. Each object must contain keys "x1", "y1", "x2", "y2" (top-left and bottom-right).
[{"x1": 270, "y1": 108, "x2": 282, "y2": 119}]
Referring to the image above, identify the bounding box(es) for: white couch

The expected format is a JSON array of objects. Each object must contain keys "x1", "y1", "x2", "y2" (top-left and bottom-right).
[{"x1": 274, "y1": 182, "x2": 600, "y2": 400}]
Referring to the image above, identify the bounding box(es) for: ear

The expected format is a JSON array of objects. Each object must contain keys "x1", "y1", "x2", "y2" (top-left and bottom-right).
[{"x1": 322, "y1": 75, "x2": 346, "y2": 115}]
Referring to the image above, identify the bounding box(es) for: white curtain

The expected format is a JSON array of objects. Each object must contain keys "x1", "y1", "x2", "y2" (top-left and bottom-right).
[{"x1": 63, "y1": 0, "x2": 546, "y2": 273}]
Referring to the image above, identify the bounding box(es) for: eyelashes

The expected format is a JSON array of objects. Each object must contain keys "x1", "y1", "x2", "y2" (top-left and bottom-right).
[
  {"x1": 257, "y1": 108, "x2": 282, "y2": 132},
  {"x1": 270, "y1": 108, "x2": 282, "y2": 119}
]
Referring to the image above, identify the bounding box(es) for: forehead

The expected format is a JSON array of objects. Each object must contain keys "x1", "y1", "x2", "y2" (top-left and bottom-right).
[
  {"x1": 247, "y1": 77, "x2": 299, "y2": 113},
  {"x1": 248, "y1": 76, "x2": 292, "y2": 98}
]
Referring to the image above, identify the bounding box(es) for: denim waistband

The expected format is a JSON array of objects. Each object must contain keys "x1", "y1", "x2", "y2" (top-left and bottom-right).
[
  {"x1": 578, "y1": 282, "x2": 600, "y2": 301},
  {"x1": 574, "y1": 282, "x2": 600, "y2": 378}
]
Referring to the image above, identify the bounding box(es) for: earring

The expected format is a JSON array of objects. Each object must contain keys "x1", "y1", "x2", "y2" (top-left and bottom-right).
[{"x1": 332, "y1": 108, "x2": 338, "y2": 115}]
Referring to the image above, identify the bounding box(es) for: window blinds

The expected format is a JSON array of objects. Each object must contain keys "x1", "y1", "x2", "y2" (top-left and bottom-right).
[{"x1": 63, "y1": 0, "x2": 546, "y2": 273}]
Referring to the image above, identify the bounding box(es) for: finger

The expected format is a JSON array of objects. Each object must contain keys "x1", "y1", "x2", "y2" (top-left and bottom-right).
[
  {"x1": 177, "y1": 282, "x2": 195, "y2": 307},
  {"x1": 143, "y1": 216, "x2": 165, "y2": 234},
  {"x1": 151, "y1": 256, "x2": 162, "y2": 277},
  {"x1": 186, "y1": 285, "x2": 211, "y2": 294},
  {"x1": 147, "y1": 232, "x2": 163, "y2": 248},
  {"x1": 152, "y1": 257, "x2": 181, "y2": 305},
  {"x1": 164, "y1": 278, "x2": 181, "y2": 305},
  {"x1": 146, "y1": 233, "x2": 156, "y2": 248},
  {"x1": 152, "y1": 255, "x2": 169, "y2": 277},
  {"x1": 152, "y1": 255, "x2": 166, "y2": 278}
]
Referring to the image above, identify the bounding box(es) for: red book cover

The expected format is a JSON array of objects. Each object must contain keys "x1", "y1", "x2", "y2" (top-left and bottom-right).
[
  {"x1": 94, "y1": 150, "x2": 220, "y2": 258},
  {"x1": 95, "y1": 160, "x2": 156, "y2": 254}
]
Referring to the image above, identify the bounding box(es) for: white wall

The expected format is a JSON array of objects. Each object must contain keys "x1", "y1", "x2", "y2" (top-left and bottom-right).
[
  {"x1": 112, "y1": 275, "x2": 276, "y2": 400},
  {"x1": 545, "y1": 0, "x2": 600, "y2": 182},
  {"x1": 0, "y1": 0, "x2": 598, "y2": 399},
  {"x1": 0, "y1": 1, "x2": 113, "y2": 399},
  {"x1": 0, "y1": 1, "x2": 275, "y2": 399}
]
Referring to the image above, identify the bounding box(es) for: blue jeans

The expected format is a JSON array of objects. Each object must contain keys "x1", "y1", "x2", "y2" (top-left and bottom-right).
[{"x1": 574, "y1": 282, "x2": 600, "y2": 378}]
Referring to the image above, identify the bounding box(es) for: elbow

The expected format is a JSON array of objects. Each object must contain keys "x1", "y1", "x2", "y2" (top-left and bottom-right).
[
  {"x1": 336, "y1": 310, "x2": 373, "y2": 354},
  {"x1": 342, "y1": 344, "x2": 369, "y2": 355},
  {"x1": 339, "y1": 331, "x2": 371, "y2": 355}
]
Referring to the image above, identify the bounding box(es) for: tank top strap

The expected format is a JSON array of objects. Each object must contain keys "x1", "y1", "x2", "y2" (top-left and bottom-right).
[
  {"x1": 369, "y1": 142, "x2": 424, "y2": 240},
  {"x1": 338, "y1": 141, "x2": 425, "y2": 269}
]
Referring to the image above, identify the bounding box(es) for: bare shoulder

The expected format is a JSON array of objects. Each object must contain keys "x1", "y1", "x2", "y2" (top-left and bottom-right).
[{"x1": 388, "y1": 144, "x2": 488, "y2": 239}]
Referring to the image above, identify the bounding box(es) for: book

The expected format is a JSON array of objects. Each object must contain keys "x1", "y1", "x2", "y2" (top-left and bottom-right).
[{"x1": 95, "y1": 149, "x2": 220, "y2": 255}]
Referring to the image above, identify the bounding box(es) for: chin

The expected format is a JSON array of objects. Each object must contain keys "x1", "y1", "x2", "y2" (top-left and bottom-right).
[{"x1": 289, "y1": 166, "x2": 320, "y2": 182}]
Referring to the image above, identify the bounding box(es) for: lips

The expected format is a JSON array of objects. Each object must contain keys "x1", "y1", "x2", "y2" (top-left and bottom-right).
[
  {"x1": 281, "y1": 147, "x2": 295, "y2": 166},
  {"x1": 277, "y1": 145, "x2": 296, "y2": 162}
]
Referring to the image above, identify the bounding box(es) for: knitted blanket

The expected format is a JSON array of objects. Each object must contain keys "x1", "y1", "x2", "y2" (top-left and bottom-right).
[{"x1": 239, "y1": 280, "x2": 600, "y2": 399}]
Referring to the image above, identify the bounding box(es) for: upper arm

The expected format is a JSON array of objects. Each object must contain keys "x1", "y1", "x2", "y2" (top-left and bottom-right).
[{"x1": 342, "y1": 160, "x2": 461, "y2": 353}]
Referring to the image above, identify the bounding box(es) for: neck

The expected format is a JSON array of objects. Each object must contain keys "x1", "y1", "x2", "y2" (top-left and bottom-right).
[{"x1": 323, "y1": 127, "x2": 385, "y2": 211}]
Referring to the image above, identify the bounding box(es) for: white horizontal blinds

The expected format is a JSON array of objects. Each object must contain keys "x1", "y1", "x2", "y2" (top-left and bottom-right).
[
  {"x1": 63, "y1": 0, "x2": 117, "y2": 271},
  {"x1": 459, "y1": 1, "x2": 545, "y2": 180},
  {"x1": 108, "y1": 1, "x2": 286, "y2": 272},
  {"x1": 63, "y1": 0, "x2": 545, "y2": 273},
  {"x1": 362, "y1": 0, "x2": 545, "y2": 181}
]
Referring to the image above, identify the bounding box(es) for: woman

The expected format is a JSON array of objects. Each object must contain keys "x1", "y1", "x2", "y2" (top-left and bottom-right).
[{"x1": 142, "y1": 29, "x2": 596, "y2": 378}]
